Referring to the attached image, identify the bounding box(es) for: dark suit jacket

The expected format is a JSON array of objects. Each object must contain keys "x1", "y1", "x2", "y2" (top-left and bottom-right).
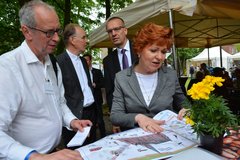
[
  {"x1": 91, "y1": 67, "x2": 104, "y2": 106},
  {"x1": 57, "y1": 51, "x2": 93, "y2": 119},
  {"x1": 103, "y1": 42, "x2": 138, "y2": 110}
]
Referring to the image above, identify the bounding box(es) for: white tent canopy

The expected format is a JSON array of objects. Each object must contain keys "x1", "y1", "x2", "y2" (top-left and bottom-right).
[
  {"x1": 89, "y1": 0, "x2": 240, "y2": 48},
  {"x1": 187, "y1": 46, "x2": 232, "y2": 73},
  {"x1": 191, "y1": 47, "x2": 231, "y2": 61},
  {"x1": 231, "y1": 52, "x2": 240, "y2": 60}
]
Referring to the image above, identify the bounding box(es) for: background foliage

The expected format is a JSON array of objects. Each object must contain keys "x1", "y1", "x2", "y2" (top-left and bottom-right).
[
  {"x1": 0, "y1": 0, "x2": 132, "y2": 55},
  {"x1": 0, "y1": 0, "x2": 216, "y2": 73}
]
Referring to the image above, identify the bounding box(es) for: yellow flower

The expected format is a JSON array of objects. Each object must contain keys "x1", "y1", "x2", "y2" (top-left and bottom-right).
[
  {"x1": 187, "y1": 82, "x2": 210, "y2": 100},
  {"x1": 185, "y1": 116, "x2": 195, "y2": 126},
  {"x1": 184, "y1": 75, "x2": 237, "y2": 138},
  {"x1": 187, "y1": 76, "x2": 225, "y2": 100}
]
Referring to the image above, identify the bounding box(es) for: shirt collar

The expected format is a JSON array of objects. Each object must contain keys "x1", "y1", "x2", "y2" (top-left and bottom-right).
[
  {"x1": 117, "y1": 39, "x2": 130, "y2": 54},
  {"x1": 22, "y1": 40, "x2": 41, "y2": 64},
  {"x1": 21, "y1": 40, "x2": 51, "y2": 66},
  {"x1": 66, "y1": 49, "x2": 79, "y2": 61}
]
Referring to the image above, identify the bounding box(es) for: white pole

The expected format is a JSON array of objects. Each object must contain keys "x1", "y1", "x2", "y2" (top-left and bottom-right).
[{"x1": 168, "y1": 9, "x2": 179, "y2": 76}]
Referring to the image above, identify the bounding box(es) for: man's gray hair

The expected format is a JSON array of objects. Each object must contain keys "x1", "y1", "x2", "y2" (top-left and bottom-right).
[{"x1": 19, "y1": 0, "x2": 55, "y2": 27}]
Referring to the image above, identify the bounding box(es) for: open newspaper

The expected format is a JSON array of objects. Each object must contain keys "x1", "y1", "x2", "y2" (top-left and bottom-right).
[{"x1": 76, "y1": 110, "x2": 198, "y2": 160}]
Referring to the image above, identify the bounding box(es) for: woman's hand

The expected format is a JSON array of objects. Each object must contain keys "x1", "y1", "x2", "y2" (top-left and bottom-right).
[
  {"x1": 135, "y1": 114, "x2": 165, "y2": 133},
  {"x1": 177, "y1": 108, "x2": 188, "y2": 120}
]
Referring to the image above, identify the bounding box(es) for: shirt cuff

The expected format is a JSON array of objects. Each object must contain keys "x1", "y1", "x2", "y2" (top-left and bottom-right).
[
  {"x1": 24, "y1": 150, "x2": 37, "y2": 160},
  {"x1": 8, "y1": 143, "x2": 34, "y2": 160}
]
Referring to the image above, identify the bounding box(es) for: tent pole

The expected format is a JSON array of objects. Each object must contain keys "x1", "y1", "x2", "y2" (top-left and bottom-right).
[
  {"x1": 208, "y1": 48, "x2": 210, "y2": 67},
  {"x1": 220, "y1": 46, "x2": 223, "y2": 67},
  {"x1": 206, "y1": 38, "x2": 210, "y2": 67},
  {"x1": 168, "y1": 9, "x2": 179, "y2": 76}
]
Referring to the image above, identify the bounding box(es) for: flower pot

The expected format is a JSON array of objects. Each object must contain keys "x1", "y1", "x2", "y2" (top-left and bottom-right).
[{"x1": 199, "y1": 133, "x2": 223, "y2": 155}]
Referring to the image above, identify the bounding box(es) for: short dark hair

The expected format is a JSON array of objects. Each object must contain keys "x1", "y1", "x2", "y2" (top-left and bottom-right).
[
  {"x1": 106, "y1": 16, "x2": 125, "y2": 29},
  {"x1": 63, "y1": 23, "x2": 79, "y2": 46},
  {"x1": 107, "y1": 16, "x2": 125, "y2": 23}
]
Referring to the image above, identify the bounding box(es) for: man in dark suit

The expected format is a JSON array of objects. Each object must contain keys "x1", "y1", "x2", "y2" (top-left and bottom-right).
[
  {"x1": 103, "y1": 17, "x2": 138, "y2": 133},
  {"x1": 57, "y1": 23, "x2": 97, "y2": 147},
  {"x1": 83, "y1": 54, "x2": 106, "y2": 138}
]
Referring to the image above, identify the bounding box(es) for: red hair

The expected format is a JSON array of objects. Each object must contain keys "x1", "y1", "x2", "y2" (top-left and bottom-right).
[{"x1": 133, "y1": 23, "x2": 173, "y2": 54}]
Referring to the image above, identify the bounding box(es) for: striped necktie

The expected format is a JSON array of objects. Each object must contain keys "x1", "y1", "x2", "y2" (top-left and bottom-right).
[{"x1": 121, "y1": 49, "x2": 129, "y2": 69}]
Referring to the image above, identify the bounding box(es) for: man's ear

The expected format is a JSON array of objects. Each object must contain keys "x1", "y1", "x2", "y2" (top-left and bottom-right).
[
  {"x1": 124, "y1": 27, "x2": 128, "y2": 36},
  {"x1": 21, "y1": 25, "x2": 33, "y2": 40}
]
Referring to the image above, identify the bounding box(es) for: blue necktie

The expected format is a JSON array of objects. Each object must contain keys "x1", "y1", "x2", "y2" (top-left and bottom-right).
[{"x1": 121, "y1": 49, "x2": 129, "y2": 69}]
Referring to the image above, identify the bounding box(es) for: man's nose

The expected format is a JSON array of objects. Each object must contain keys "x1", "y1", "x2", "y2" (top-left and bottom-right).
[{"x1": 52, "y1": 32, "x2": 60, "y2": 42}]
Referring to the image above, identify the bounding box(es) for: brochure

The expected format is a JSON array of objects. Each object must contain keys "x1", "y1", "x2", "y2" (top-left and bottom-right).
[{"x1": 76, "y1": 110, "x2": 198, "y2": 160}]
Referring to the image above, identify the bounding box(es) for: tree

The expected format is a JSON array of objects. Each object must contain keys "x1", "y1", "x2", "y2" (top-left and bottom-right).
[
  {"x1": 175, "y1": 48, "x2": 204, "y2": 75},
  {"x1": 0, "y1": 0, "x2": 133, "y2": 65},
  {"x1": 0, "y1": 0, "x2": 23, "y2": 54}
]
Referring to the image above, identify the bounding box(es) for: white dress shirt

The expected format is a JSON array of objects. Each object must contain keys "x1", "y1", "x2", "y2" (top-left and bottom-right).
[
  {"x1": 117, "y1": 40, "x2": 132, "y2": 70},
  {"x1": 0, "y1": 41, "x2": 76, "y2": 160},
  {"x1": 66, "y1": 50, "x2": 94, "y2": 107}
]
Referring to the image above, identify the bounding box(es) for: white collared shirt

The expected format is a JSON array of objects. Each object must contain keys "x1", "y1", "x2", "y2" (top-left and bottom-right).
[
  {"x1": 117, "y1": 40, "x2": 132, "y2": 70},
  {"x1": 66, "y1": 50, "x2": 94, "y2": 107},
  {"x1": 0, "y1": 41, "x2": 76, "y2": 160}
]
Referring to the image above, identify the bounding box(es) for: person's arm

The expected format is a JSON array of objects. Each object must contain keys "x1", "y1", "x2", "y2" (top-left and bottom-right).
[
  {"x1": 0, "y1": 66, "x2": 36, "y2": 160},
  {"x1": 28, "y1": 149, "x2": 83, "y2": 160},
  {"x1": 57, "y1": 64, "x2": 92, "y2": 131},
  {"x1": 103, "y1": 59, "x2": 113, "y2": 108},
  {"x1": 172, "y1": 71, "x2": 186, "y2": 112},
  {"x1": 57, "y1": 64, "x2": 78, "y2": 128},
  {"x1": 110, "y1": 73, "x2": 138, "y2": 128},
  {"x1": 94, "y1": 69, "x2": 104, "y2": 89}
]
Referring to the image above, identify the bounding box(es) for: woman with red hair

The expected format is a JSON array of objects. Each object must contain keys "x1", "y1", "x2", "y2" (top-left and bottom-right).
[{"x1": 110, "y1": 23, "x2": 186, "y2": 132}]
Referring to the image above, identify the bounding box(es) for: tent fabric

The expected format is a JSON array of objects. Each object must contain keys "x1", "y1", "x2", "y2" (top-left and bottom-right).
[
  {"x1": 191, "y1": 47, "x2": 231, "y2": 61},
  {"x1": 89, "y1": 0, "x2": 240, "y2": 48},
  {"x1": 188, "y1": 46, "x2": 232, "y2": 71},
  {"x1": 231, "y1": 52, "x2": 240, "y2": 60}
]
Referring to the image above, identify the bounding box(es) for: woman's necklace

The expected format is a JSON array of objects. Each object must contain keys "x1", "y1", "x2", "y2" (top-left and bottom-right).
[{"x1": 136, "y1": 72, "x2": 158, "y2": 105}]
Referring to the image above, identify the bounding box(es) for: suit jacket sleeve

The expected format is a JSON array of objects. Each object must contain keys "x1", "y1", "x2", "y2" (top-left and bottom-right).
[
  {"x1": 103, "y1": 57, "x2": 114, "y2": 108},
  {"x1": 110, "y1": 70, "x2": 139, "y2": 128}
]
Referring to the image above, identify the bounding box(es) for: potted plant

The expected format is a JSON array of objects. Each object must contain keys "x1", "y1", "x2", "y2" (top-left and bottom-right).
[{"x1": 184, "y1": 75, "x2": 238, "y2": 154}]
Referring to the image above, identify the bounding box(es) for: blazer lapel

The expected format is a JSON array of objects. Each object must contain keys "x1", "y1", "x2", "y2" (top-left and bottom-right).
[
  {"x1": 63, "y1": 53, "x2": 83, "y2": 92},
  {"x1": 150, "y1": 68, "x2": 167, "y2": 105},
  {"x1": 80, "y1": 57, "x2": 93, "y2": 91},
  {"x1": 127, "y1": 69, "x2": 147, "y2": 107}
]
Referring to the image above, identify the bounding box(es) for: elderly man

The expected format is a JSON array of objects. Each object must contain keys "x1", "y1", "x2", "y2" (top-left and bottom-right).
[
  {"x1": 57, "y1": 23, "x2": 97, "y2": 147},
  {"x1": 0, "y1": 0, "x2": 91, "y2": 160}
]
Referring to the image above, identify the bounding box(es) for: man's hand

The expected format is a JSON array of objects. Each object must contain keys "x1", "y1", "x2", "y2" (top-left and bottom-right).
[
  {"x1": 70, "y1": 119, "x2": 92, "y2": 132},
  {"x1": 29, "y1": 149, "x2": 83, "y2": 160}
]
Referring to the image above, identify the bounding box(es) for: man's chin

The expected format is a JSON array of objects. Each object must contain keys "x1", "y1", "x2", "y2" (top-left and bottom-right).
[
  {"x1": 47, "y1": 47, "x2": 56, "y2": 54},
  {"x1": 113, "y1": 41, "x2": 121, "y2": 46}
]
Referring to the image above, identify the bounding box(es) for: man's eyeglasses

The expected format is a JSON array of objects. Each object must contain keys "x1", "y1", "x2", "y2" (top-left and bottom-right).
[
  {"x1": 27, "y1": 26, "x2": 63, "y2": 38},
  {"x1": 106, "y1": 26, "x2": 124, "y2": 34}
]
